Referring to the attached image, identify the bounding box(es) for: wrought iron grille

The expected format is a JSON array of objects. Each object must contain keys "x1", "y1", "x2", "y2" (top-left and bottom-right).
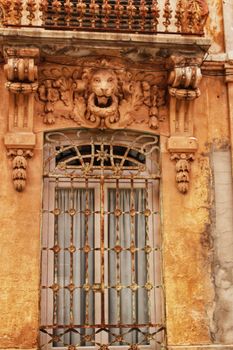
[
  {"x1": 0, "y1": 0, "x2": 208, "y2": 35},
  {"x1": 40, "y1": 130, "x2": 164, "y2": 350}
]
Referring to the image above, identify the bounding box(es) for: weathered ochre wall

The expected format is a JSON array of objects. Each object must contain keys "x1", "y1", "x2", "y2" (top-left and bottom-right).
[
  {"x1": 0, "y1": 68, "x2": 41, "y2": 348},
  {"x1": 206, "y1": 0, "x2": 225, "y2": 54},
  {"x1": 0, "y1": 59, "x2": 231, "y2": 349},
  {"x1": 163, "y1": 74, "x2": 230, "y2": 345}
]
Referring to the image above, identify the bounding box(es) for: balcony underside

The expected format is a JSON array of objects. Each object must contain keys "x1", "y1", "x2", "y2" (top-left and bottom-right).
[{"x1": 0, "y1": 27, "x2": 210, "y2": 63}]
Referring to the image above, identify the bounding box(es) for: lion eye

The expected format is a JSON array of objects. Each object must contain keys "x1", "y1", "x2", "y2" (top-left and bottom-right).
[
  {"x1": 94, "y1": 78, "x2": 100, "y2": 83},
  {"x1": 108, "y1": 78, "x2": 113, "y2": 82}
]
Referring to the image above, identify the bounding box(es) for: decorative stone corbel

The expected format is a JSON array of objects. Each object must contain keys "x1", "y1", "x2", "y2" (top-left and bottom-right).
[
  {"x1": 3, "y1": 48, "x2": 39, "y2": 191},
  {"x1": 167, "y1": 57, "x2": 202, "y2": 193},
  {"x1": 7, "y1": 149, "x2": 34, "y2": 192}
]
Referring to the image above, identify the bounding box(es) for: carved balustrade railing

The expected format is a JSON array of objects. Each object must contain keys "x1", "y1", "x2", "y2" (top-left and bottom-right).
[{"x1": 0, "y1": 0, "x2": 208, "y2": 35}]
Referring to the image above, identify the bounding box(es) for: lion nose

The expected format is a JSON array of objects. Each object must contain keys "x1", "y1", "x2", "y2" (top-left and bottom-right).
[{"x1": 101, "y1": 87, "x2": 107, "y2": 94}]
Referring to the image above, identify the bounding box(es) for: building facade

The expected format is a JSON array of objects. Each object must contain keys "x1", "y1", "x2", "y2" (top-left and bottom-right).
[{"x1": 0, "y1": 0, "x2": 233, "y2": 350}]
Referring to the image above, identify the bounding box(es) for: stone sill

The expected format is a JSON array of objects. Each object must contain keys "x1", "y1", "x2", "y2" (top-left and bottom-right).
[{"x1": 0, "y1": 27, "x2": 211, "y2": 56}]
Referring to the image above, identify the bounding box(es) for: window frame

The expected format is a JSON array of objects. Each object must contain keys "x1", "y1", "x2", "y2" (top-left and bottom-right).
[{"x1": 40, "y1": 130, "x2": 163, "y2": 350}]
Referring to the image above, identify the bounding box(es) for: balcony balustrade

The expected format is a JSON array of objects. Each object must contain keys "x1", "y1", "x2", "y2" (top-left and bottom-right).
[{"x1": 0, "y1": 0, "x2": 208, "y2": 35}]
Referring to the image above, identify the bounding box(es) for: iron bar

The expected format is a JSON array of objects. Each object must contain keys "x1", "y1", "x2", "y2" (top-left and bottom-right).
[
  {"x1": 43, "y1": 283, "x2": 161, "y2": 289},
  {"x1": 145, "y1": 179, "x2": 151, "y2": 322},
  {"x1": 44, "y1": 174, "x2": 160, "y2": 180},
  {"x1": 115, "y1": 178, "x2": 121, "y2": 324},
  {"x1": 100, "y1": 175, "x2": 105, "y2": 325},
  {"x1": 53, "y1": 178, "x2": 59, "y2": 327},
  {"x1": 130, "y1": 177, "x2": 136, "y2": 324},
  {"x1": 69, "y1": 178, "x2": 74, "y2": 325},
  {"x1": 84, "y1": 177, "x2": 90, "y2": 325},
  {"x1": 41, "y1": 322, "x2": 163, "y2": 329}
]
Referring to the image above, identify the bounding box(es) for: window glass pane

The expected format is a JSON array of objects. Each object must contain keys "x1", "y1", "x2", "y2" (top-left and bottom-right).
[
  {"x1": 108, "y1": 188, "x2": 148, "y2": 344},
  {"x1": 54, "y1": 188, "x2": 95, "y2": 346}
]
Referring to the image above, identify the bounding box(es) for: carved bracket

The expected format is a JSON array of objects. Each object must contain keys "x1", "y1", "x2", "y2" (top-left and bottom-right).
[
  {"x1": 167, "y1": 57, "x2": 202, "y2": 194},
  {"x1": 3, "y1": 47, "x2": 39, "y2": 192},
  {"x1": 7, "y1": 149, "x2": 33, "y2": 192}
]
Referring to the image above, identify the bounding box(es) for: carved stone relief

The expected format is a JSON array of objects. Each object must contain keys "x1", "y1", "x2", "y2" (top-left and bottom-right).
[
  {"x1": 37, "y1": 58, "x2": 168, "y2": 130},
  {"x1": 170, "y1": 152, "x2": 195, "y2": 194},
  {"x1": 7, "y1": 149, "x2": 33, "y2": 192},
  {"x1": 2, "y1": 50, "x2": 204, "y2": 194}
]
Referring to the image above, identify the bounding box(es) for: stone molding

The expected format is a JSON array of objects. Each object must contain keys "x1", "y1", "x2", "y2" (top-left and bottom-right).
[
  {"x1": 225, "y1": 63, "x2": 233, "y2": 84},
  {"x1": 3, "y1": 47, "x2": 39, "y2": 192}
]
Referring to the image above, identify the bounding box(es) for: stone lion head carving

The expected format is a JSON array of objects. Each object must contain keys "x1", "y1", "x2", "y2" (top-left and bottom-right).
[
  {"x1": 85, "y1": 68, "x2": 120, "y2": 125},
  {"x1": 89, "y1": 68, "x2": 119, "y2": 108}
]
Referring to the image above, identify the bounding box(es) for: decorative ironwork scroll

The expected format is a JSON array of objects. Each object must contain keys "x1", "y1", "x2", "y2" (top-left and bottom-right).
[{"x1": 41, "y1": 130, "x2": 164, "y2": 349}]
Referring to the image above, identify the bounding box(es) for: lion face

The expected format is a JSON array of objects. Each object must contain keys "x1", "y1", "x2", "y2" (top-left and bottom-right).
[{"x1": 90, "y1": 69, "x2": 118, "y2": 108}]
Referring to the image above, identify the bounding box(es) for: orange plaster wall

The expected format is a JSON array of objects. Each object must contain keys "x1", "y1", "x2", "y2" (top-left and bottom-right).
[
  {"x1": 162, "y1": 75, "x2": 229, "y2": 345},
  {"x1": 0, "y1": 67, "x2": 42, "y2": 348},
  {"x1": 0, "y1": 66, "x2": 230, "y2": 349},
  {"x1": 206, "y1": 0, "x2": 225, "y2": 54}
]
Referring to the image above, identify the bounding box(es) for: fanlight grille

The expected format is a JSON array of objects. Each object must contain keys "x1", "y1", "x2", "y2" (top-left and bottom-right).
[{"x1": 43, "y1": 130, "x2": 160, "y2": 178}]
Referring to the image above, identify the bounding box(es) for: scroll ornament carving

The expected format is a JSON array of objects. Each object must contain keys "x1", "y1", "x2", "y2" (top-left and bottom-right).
[
  {"x1": 4, "y1": 55, "x2": 38, "y2": 92},
  {"x1": 170, "y1": 153, "x2": 195, "y2": 194},
  {"x1": 7, "y1": 149, "x2": 33, "y2": 192},
  {"x1": 168, "y1": 65, "x2": 202, "y2": 100},
  {"x1": 37, "y1": 61, "x2": 168, "y2": 129}
]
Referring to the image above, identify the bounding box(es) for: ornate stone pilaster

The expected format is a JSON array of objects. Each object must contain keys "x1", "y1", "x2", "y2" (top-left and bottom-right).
[
  {"x1": 3, "y1": 47, "x2": 39, "y2": 191},
  {"x1": 167, "y1": 57, "x2": 202, "y2": 193}
]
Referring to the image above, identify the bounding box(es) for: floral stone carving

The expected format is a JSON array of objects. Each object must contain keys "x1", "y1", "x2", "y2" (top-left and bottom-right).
[{"x1": 37, "y1": 59, "x2": 168, "y2": 129}]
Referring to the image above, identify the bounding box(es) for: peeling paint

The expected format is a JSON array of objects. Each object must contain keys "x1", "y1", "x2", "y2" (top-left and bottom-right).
[{"x1": 206, "y1": 0, "x2": 225, "y2": 54}]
